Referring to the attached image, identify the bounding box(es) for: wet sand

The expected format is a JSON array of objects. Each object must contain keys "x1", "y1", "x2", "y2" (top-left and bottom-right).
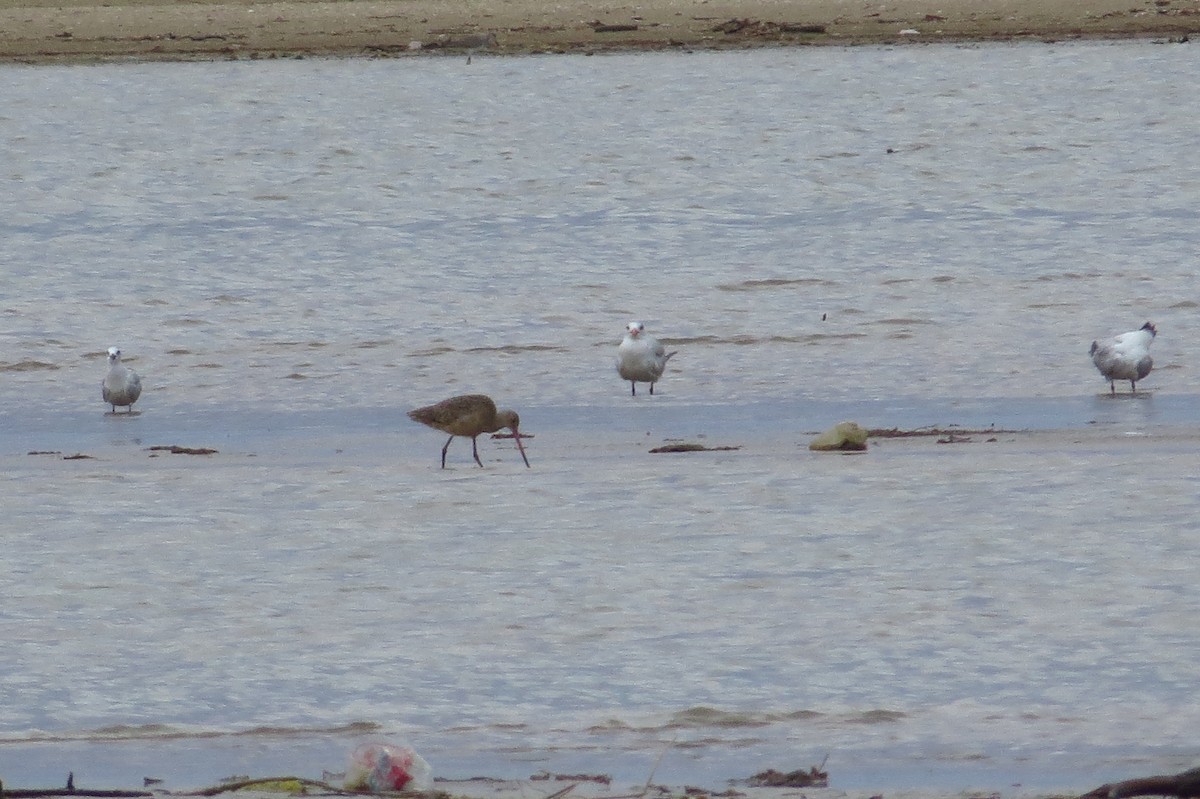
[
  {"x1": 426, "y1": 780, "x2": 1082, "y2": 799},
  {"x1": 2, "y1": 1, "x2": 1193, "y2": 790},
  {"x1": 0, "y1": 0, "x2": 1198, "y2": 64},
  {"x1": 227, "y1": 780, "x2": 1078, "y2": 799},
  {"x1": 5, "y1": 410, "x2": 1190, "y2": 797}
]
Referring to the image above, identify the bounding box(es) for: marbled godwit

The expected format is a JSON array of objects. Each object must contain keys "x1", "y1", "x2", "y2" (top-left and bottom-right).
[
  {"x1": 408, "y1": 394, "x2": 530, "y2": 468},
  {"x1": 102, "y1": 346, "x2": 142, "y2": 413},
  {"x1": 617, "y1": 321, "x2": 677, "y2": 396},
  {"x1": 1090, "y1": 321, "x2": 1156, "y2": 394}
]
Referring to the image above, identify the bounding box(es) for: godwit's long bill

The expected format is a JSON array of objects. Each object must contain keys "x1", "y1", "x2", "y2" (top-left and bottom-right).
[
  {"x1": 616, "y1": 321, "x2": 677, "y2": 396},
  {"x1": 1089, "y1": 321, "x2": 1156, "y2": 394},
  {"x1": 408, "y1": 393, "x2": 530, "y2": 468}
]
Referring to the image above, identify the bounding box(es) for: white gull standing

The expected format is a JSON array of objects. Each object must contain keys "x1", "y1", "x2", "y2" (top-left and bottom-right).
[
  {"x1": 102, "y1": 346, "x2": 142, "y2": 413},
  {"x1": 1089, "y1": 321, "x2": 1156, "y2": 395},
  {"x1": 616, "y1": 321, "x2": 677, "y2": 396}
]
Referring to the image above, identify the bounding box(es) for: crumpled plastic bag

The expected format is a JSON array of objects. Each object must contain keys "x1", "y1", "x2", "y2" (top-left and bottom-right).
[{"x1": 344, "y1": 742, "x2": 433, "y2": 792}]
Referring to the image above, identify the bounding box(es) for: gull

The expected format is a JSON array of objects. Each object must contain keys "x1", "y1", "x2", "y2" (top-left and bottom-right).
[
  {"x1": 408, "y1": 394, "x2": 530, "y2": 469},
  {"x1": 101, "y1": 346, "x2": 142, "y2": 413},
  {"x1": 1089, "y1": 321, "x2": 1156, "y2": 394},
  {"x1": 617, "y1": 321, "x2": 677, "y2": 396}
]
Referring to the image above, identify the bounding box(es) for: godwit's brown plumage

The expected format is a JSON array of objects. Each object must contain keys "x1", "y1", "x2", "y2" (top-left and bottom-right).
[{"x1": 407, "y1": 393, "x2": 530, "y2": 469}]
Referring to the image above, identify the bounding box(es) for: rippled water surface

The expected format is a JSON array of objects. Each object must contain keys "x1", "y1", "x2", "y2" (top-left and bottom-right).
[{"x1": 2, "y1": 42, "x2": 1200, "y2": 793}]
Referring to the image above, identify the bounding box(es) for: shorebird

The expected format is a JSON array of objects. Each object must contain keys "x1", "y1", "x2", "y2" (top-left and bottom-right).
[
  {"x1": 617, "y1": 321, "x2": 677, "y2": 396},
  {"x1": 408, "y1": 394, "x2": 530, "y2": 468},
  {"x1": 1090, "y1": 321, "x2": 1156, "y2": 394},
  {"x1": 101, "y1": 346, "x2": 142, "y2": 413}
]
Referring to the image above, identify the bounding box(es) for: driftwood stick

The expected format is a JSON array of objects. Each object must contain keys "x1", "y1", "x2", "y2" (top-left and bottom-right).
[
  {"x1": 1080, "y1": 767, "x2": 1200, "y2": 799},
  {"x1": 541, "y1": 786, "x2": 578, "y2": 799},
  {"x1": 634, "y1": 734, "x2": 676, "y2": 799},
  {"x1": 189, "y1": 777, "x2": 352, "y2": 796}
]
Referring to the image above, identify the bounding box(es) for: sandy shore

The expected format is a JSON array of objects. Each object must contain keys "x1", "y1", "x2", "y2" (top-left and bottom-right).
[
  {"x1": 312, "y1": 779, "x2": 1077, "y2": 799},
  {"x1": 0, "y1": 0, "x2": 1198, "y2": 64},
  {"x1": 66, "y1": 780, "x2": 1082, "y2": 799}
]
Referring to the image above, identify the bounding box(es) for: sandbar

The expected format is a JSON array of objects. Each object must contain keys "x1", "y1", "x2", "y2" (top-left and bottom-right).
[{"x1": 0, "y1": 0, "x2": 1197, "y2": 64}]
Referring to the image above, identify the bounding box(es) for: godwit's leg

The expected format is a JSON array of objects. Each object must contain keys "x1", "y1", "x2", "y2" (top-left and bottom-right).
[
  {"x1": 630, "y1": 382, "x2": 636, "y2": 396},
  {"x1": 441, "y1": 435, "x2": 454, "y2": 469},
  {"x1": 1131, "y1": 381, "x2": 1137, "y2": 393},
  {"x1": 470, "y1": 436, "x2": 484, "y2": 467},
  {"x1": 649, "y1": 382, "x2": 655, "y2": 395},
  {"x1": 1110, "y1": 382, "x2": 1116, "y2": 395}
]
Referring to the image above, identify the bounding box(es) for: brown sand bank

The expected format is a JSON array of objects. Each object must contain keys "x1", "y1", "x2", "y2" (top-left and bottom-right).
[{"x1": 0, "y1": 0, "x2": 1198, "y2": 64}]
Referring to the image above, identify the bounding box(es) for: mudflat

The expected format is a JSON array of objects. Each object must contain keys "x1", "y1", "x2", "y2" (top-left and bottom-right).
[{"x1": 0, "y1": 0, "x2": 1198, "y2": 64}]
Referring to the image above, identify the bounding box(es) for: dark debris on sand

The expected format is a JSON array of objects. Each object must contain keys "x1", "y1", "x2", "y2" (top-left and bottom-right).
[
  {"x1": 650, "y1": 442, "x2": 742, "y2": 454},
  {"x1": 745, "y1": 765, "x2": 830, "y2": 788},
  {"x1": 147, "y1": 445, "x2": 219, "y2": 455}
]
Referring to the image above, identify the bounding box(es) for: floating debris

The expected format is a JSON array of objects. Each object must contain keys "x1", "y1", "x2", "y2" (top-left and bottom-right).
[
  {"x1": 531, "y1": 771, "x2": 612, "y2": 785},
  {"x1": 344, "y1": 742, "x2": 433, "y2": 793},
  {"x1": 30, "y1": 450, "x2": 97, "y2": 460},
  {"x1": 146, "y1": 445, "x2": 218, "y2": 455},
  {"x1": 591, "y1": 21, "x2": 640, "y2": 31},
  {"x1": 868, "y1": 426, "x2": 1012, "y2": 438},
  {"x1": 649, "y1": 442, "x2": 741, "y2": 454},
  {"x1": 0, "y1": 360, "x2": 59, "y2": 372},
  {"x1": 746, "y1": 763, "x2": 829, "y2": 788},
  {"x1": 712, "y1": 18, "x2": 826, "y2": 34}
]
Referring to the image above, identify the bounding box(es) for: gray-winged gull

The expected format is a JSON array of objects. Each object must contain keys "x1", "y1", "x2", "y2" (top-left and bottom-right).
[
  {"x1": 1089, "y1": 321, "x2": 1156, "y2": 394},
  {"x1": 617, "y1": 321, "x2": 677, "y2": 396},
  {"x1": 102, "y1": 346, "x2": 142, "y2": 412}
]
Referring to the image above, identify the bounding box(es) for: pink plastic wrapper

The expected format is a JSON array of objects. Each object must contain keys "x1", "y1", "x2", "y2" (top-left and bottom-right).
[{"x1": 344, "y1": 742, "x2": 433, "y2": 792}]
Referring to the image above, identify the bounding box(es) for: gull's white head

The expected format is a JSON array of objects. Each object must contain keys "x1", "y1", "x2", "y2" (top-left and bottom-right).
[
  {"x1": 107, "y1": 347, "x2": 121, "y2": 364},
  {"x1": 626, "y1": 321, "x2": 644, "y2": 338}
]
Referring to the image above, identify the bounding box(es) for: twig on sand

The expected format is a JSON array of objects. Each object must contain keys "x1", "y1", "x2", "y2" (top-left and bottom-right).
[
  {"x1": 636, "y1": 735, "x2": 675, "y2": 798},
  {"x1": 189, "y1": 777, "x2": 354, "y2": 796},
  {"x1": 571, "y1": 736, "x2": 677, "y2": 799},
  {"x1": 542, "y1": 786, "x2": 580, "y2": 799}
]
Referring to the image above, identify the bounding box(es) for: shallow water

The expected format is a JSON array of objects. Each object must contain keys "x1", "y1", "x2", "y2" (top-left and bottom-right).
[{"x1": 2, "y1": 42, "x2": 1199, "y2": 793}]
